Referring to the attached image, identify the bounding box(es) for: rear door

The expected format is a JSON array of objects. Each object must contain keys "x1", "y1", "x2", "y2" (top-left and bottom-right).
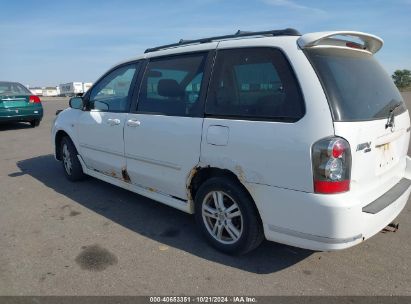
[
  {"x1": 201, "y1": 46, "x2": 307, "y2": 190},
  {"x1": 76, "y1": 63, "x2": 140, "y2": 178},
  {"x1": 124, "y1": 52, "x2": 213, "y2": 199},
  {"x1": 306, "y1": 48, "x2": 410, "y2": 194}
]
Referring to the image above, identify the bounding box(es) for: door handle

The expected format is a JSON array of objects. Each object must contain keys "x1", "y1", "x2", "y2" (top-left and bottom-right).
[
  {"x1": 107, "y1": 118, "x2": 121, "y2": 126},
  {"x1": 127, "y1": 119, "x2": 141, "y2": 127}
]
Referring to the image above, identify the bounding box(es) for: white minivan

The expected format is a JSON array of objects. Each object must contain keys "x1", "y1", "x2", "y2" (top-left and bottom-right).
[{"x1": 52, "y1": 29, "x2": 411, "y2": 254}]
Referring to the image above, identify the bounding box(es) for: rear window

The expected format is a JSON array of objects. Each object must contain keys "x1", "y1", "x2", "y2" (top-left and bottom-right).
[
  {"x1": 0, "y1": 82, "x2": 31, "y2": 96},
  {"x1": 306, "y1": 48, "x2": 405, "y2": 121}
]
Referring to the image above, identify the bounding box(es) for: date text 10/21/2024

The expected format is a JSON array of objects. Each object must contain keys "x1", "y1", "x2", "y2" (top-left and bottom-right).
[{"x1": 149, "y1": 296, "x2": 257, "y2": 303}]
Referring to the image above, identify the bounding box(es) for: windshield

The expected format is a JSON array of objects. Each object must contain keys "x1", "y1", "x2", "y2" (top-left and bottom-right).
[
  {"x1": 0, "y1": 82, "x2": 31, "y2": 96},
  {"x1": 305, "y1": 48, "x2": 406, "y2": 121}
]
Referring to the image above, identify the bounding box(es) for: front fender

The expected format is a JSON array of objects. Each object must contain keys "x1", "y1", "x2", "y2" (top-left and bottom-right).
[{"x1": 51, "y1": 108, "x2": 81, "y2": 159}]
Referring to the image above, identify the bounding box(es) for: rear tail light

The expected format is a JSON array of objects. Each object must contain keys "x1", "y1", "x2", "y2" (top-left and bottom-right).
[
  {"x1": 29, "y1": 95, "x2": 41, "y2": 104},
  {"x1": 312, "y1": 137, "x2": 351, "y2": 194}
]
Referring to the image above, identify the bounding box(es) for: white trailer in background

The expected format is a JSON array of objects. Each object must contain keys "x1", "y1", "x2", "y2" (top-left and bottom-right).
[
  {"x1": 83, "y1": 82, "x2": 93, "y2": 93},
  {"x1": 59, "y1": 82, "x2": 84, "y2": 97},
  {"x1": 42, "y1": 87, "x2": 59, "y2": 97},
  {"x1": 30, "y1": 87, "x2": 43, "y2": 96},
  {"x1": 59, "y1": 82, "x2": 93, "y2": 96}
]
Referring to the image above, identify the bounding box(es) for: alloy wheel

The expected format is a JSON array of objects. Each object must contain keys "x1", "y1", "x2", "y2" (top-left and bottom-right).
[
  {"x1": 202, "y1": 191, "x2": 243, "y2": 244},
  {"x1": 62, "y1": 144, "x2": 72, "y2": 175}
]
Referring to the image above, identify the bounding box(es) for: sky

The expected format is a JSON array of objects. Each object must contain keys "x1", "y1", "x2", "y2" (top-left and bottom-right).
[{"x1": 0, "y1": 0, "x2": 410, "y2": 87}]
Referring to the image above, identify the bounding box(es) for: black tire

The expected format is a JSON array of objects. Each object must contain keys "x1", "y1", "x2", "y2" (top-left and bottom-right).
[
  {"x1": 30, "y1": 119, "x2": 40, "y2": 127},
  {"x1": 60, "y1": 136, "x2": 85, "y2": 181},
  {"x1": 194, "y1": 176, "x2": 264, "y2": 255}
]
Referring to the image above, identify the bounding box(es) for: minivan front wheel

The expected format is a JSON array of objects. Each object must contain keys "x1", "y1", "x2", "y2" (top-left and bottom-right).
[
  {"x1": 195, "y1": 177, "x2": 264, "y2": 255},
  {"x1": 60, "y1": 137, "x2": 85, "y2": 181}
]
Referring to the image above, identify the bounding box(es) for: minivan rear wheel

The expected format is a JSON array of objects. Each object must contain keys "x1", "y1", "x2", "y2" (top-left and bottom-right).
[{"x1": 194, "y1": 177, "x2": 264, "y2": 255}]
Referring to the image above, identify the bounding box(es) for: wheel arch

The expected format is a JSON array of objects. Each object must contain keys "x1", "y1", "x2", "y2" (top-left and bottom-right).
[
  {"x1": 190, "y1": 165, "x2": 265, "y2": 253},
  {"x1": 54, "y1": 130, "x2": 79, "y2": 160},
  {"x1": 187, "y1": 166, "x2": 262, "y2": 221}
]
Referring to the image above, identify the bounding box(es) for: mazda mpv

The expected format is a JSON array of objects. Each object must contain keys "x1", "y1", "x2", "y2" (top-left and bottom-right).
[{"x1": 52, "y1": 29, "x2": 411, "y2": 254}]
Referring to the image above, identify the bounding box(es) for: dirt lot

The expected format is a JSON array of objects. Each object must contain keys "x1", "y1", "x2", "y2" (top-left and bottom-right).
[{"x1": 0, "y1": 94, "x2": 410, "y2": 295}]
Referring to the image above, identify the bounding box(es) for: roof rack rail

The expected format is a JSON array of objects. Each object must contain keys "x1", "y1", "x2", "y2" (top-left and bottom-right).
[{"x1": 144, "y1": 28, "x2": 300, "y2": 53}]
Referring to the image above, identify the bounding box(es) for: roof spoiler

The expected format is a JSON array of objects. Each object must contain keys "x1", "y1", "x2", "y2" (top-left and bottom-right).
[{"x1": 297, "y1": 31, "x2": 383, "y2": 54}]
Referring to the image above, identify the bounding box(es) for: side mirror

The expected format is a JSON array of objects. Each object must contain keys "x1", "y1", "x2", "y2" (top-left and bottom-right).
[{"x1": 69, "y1": 97, "x2": 83, "y2": 109}]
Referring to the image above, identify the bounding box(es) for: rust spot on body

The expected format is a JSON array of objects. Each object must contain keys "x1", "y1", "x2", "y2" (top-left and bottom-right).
[
  {"x1": 234, "y1": 165, "x2": 246, "y2": 183},
  {"x1": 121, "y1": 168, "x2": 131, "y2": 183},
  {"x1": 186, "y1": 166, "x2": 200, "y2": 202}
]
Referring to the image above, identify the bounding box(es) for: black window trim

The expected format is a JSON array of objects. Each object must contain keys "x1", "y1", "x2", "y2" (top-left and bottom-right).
[
  {"x1": 204, "y1": 46, "x2": 306, "y2": 123},
  {"x1": 82, "y1": 60, "x2": 143, "y2": 113},
  {"x1": 204, "y1": 114, "x2": 302, "y2": 123},
  {"x1": 129, "y1": 50, "x2": 216, "y2": 118}
]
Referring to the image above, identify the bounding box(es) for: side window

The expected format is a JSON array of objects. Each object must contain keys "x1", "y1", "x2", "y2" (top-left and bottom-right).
[
  {"x1": 89, "y1": 64, "x2": 138, "y2": 112},
  {"x1": 206, "y1": 48, "x2": 304, "y2": 121},
  {"x1": 137, "y1": 53, "x2": 207, "y2": 116}
]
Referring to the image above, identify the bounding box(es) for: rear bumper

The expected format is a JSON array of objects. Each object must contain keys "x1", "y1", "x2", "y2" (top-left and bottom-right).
[
  {"x1": 0, "y1": 108, "x2": 43, "y2": 122},
  {"x1": 362, "y1": 178, "x2": 411, "y2": 214},
  {"x1": 250, "y1": 156, "x2": 411, "y2": 251}
]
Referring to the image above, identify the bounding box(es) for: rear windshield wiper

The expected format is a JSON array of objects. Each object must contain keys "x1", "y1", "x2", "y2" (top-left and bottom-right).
[{"x1": 385, "y1": 103, "x2": 402, "y2": 129}]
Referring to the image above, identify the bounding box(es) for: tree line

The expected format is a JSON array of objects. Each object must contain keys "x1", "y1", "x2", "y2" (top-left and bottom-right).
[{"x1": 392, "y1": 69, "x2": 411, "y2": 90}]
